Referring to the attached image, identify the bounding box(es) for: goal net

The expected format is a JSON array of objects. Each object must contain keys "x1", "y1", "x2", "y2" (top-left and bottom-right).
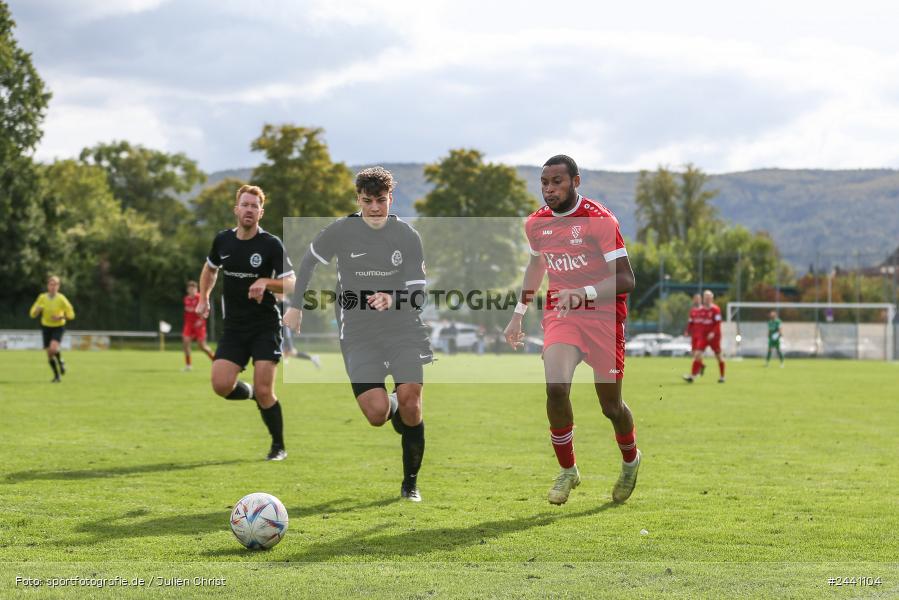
[{"x1": 724, "y1": 302, "x2": 896, "y2": 361}]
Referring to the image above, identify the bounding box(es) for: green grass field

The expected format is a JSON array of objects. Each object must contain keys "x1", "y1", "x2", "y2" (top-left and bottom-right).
[{"x1": 1, "y1": 351, "x2": 897, "y2": 598}]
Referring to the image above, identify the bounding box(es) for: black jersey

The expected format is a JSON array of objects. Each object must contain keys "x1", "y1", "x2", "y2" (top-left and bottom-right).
[
  {"x1": 305, "y1": 214, "x2": 427, "y2": 340},
  {"x1": 207, "y1": 227, "x2": 294, "y2": 331}
]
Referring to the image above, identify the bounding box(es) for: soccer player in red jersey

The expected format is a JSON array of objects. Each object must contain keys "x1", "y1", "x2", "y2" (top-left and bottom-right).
[
  {"x1": 182, "y1": 280, "x2": 215, "y2": 371},
  {"x1": 683, "y1": 293, "x2": 706, "y2": 378},
  {"x1": 504, "y1": 155, "x2": 640, "y2": 505},
  {"x1": 683, "y1": 289, "x2": 725, "y2": 383}
]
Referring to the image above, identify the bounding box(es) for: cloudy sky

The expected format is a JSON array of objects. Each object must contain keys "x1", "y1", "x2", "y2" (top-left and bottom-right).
[{"x1": 11, "y1": 0, "x2": 899, "y2": 173}]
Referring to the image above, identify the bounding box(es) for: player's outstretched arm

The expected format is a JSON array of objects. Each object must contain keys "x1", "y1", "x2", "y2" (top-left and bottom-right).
[
  {"x1": 29, "y1": 295, "x2": 43, "y2": 318},
  {"x1": 284, "y1": 247, "x2": 324, "y2": 332},
  {"x1": 504, "y1": 253, "x2": 546, "y2": 349},
  {"x1": 249, "y1": 274, "x2": 296, "y2": 303},
  {"x1": 283, "y1": 306, "x2": 303, "y2": 334},
  {"x1": 554, "y1": 255, "x2": 636, "y2": 317},
  {"x1": 196, "y1": 263, "x2": 218, "y2": 318},
  {"x1": 63, "y1": 295, "x2": 75, "y2": 320}
]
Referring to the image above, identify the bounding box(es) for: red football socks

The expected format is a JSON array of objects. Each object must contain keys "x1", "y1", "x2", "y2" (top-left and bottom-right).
[
  {"x1": 550, "y1": 424, "x2": 576, "y2": 468},
  {"x1": 615, "y1": 427, "x2": 638, "y2": 463}
]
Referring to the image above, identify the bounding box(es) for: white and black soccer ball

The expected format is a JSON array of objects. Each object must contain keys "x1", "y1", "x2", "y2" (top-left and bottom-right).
[{"x1": 230, "y1": 492, "x2": 289, "y2": 550}]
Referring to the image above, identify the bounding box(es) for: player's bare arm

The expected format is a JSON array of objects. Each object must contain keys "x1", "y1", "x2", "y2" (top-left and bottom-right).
[
  {"x1": 248, "y1": 274, "x2": 296, "y2": 303},
  {"x1": 504, "y1": 252, "x2": 547, "y2": 349},
  {"x1": 196, "y1": 263, "x2": 218, "y2": 318},
  {"x1": 283, "y1": 306, "x2": 303, "y2": 334},
  {"x1": 285, "y1": 244, "x2": 323, "y2": 333},
  {"x1": 554, "y1": 255, "x2": 635, "y2": 316}
]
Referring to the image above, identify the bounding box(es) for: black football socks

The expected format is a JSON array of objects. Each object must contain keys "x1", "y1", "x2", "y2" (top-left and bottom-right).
[
  {"x1": 258, "y1": 402, "x2": 284, "y2": 449},
  {"x1": 391, "y1": 411, "x2": 425, "y2": 488},
  {"x1": 225, "y1": 380, "x2": 253, "y2": 400},
  {"x1": 48, "y1": 358, "x2": 59, "y2": 380}
]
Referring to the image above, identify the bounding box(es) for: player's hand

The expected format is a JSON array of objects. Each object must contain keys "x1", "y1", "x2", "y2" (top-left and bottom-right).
[
  {"x1": 503, "y1": 316, "x2": 526, "y2": 350},
  {"x1": 52, "y1": 313, "x2": 65, "y2": 322},
  {"x1": 283, "y1": 307, "x2": 303, "y2": 334},
  {"x1": 367, "y1": 292, "x2": 393, "y2": 311},
  {"x1": 553, "y1": 288, "x2": 587, "y2": 319},
  {"x1": 707, "y1": 332, "x2": 714, "y2": 341},
  {"x1": 195, "y1": 299, "x2": 210, "y2": 319},
  {"x1": 248, "y1": 279, "x2": 267, "y2": 303}
]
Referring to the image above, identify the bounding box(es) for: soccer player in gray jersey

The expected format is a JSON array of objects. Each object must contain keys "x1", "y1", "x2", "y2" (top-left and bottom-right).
[{"x1": 284, "y1": 167, "x2": 431, "y2": 502}]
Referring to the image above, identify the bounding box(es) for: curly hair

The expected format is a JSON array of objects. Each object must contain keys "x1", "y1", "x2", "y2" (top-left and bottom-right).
[
  {"x1": 355, "y1": 167, "x2": 395, "y2": 196},
  {"x1": 543, "y1": 155, "x2": 579, "y2": 178}
]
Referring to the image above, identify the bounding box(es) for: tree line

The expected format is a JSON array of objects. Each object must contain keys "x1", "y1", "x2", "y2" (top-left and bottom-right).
[{"x1": 2, "y1": 3, "x2": 887, "y2": 334}]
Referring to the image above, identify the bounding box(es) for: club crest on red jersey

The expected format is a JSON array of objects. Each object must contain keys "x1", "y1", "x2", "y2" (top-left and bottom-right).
[{"x1": 569, "y1": 225, "x2": 583, "y2": 245}]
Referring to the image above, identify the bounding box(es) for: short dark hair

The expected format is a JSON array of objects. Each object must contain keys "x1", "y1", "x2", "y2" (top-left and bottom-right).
[
  {"x1": 355, "y1": 167, "x2": 395, "y2": 196},
  {"x1": 186, "y1": 280, "x2": 198, "y2": 288},
  {"x1": 543, "y1": 155, "x2": 579, "y2": 178}
]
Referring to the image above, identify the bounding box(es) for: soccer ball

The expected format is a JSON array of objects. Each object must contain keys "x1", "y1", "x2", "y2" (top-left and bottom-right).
[{"x1": 229, "y1": 492, "x2": 289, "y2": 549}]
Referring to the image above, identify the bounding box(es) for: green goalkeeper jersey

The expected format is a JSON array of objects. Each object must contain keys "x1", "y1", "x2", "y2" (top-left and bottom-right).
[{"x1": 768, "y1": 318, "x2": 782, "y2": 342}]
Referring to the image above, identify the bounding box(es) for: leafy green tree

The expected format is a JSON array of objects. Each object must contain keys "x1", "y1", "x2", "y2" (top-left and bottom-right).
[
  {"x1": 635, "y1": 164, "x2": 719, "y2": 244},
  {"x1": 37, "y1": 160, "x2": 120, "y2": 291},
  {"x1": 250, "y1": 124, "x2": 356, "y2": 239},
  {"x1": 414, "y1": 149, "x2": 538, "y2": 325},
  {"x1": 190, "y1": 177, "x2": 244, "y2": 236},
  {"x1": 415, "y1": 149, "x2": 536, "y2": 218},
  {"x1": 0, "y1": 2, "x2": 49, "y2": 162},
  {"x1": 635, "y1": 167, "x2": 679, "y2": 244},
  {"x1": 79, "y1": 140, "x2": 205, "y2": 235},
  {"x1": 0, "y1": 2, "x2": 52, "y2": 303}
]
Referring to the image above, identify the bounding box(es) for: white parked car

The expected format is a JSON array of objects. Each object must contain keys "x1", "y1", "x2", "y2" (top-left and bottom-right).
[
  {"x1": 429, "y1": 322, "x2": 481, "y2": 353},
  {"x1": 625, "y1": 333, "x2": 673, "y2": 356},
  {"x1": 656, "y1": 336, "x2": 693, "y2": 357}
]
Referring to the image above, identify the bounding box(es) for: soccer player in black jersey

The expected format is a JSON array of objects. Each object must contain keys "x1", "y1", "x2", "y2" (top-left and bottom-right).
[
  {"x1": 196, "y1": 185, "x2": 296, "y2": 461},
  {"x1": 283, "y1": 167, "x2": 431, "y2": 501}
]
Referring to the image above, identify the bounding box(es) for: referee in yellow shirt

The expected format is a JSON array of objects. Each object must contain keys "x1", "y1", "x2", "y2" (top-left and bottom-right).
[{"x1": 29, "y1": 275, "x2": 75, "y2": 382}]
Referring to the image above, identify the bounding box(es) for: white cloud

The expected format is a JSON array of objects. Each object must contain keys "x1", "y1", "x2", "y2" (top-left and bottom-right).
[
  {"x1": 34, "y1": 72, "x2": 205, "y2": 162},
  {"x1": 27, "y1": 0, "x2": 171, "y2": 23},
  {"x1": 19, "y1": 0, "x2": 899, "y2": 171}
]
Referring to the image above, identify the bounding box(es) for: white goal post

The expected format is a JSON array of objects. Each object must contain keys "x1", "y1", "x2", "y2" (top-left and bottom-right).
[{"x1": 724, "y1": 302, "x2": 896, "y2": 361}]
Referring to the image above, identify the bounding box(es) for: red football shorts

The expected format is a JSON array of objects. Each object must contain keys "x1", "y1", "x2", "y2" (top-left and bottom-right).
[
  {"x1": 182, "y1": 322, "x2": 207, "y2": 341},
  {"x1": 691, "y1": 335, "x2": 704, "y2": 352},
  {"x1": 696, "y1": 334, "x2": 721, "y2": 354},
  {"x1": 542, "y1": 315, "x2": 625, "y2": 380}
]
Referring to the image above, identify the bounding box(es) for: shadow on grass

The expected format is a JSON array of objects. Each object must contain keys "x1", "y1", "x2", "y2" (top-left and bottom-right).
[
  {"x1": 69, "y1": 496, "x2": 400, "y2": 547},
  {"x1": 3, "y1": 459, "x2": 246, "y2": 483},
  {"x1": 232, "y1": 501, "x2": 619, "y2": 561}
]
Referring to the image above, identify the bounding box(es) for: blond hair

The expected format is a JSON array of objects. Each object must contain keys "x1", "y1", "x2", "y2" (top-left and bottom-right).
[
  {"x1": 236, "y1": 184, "x2": 266, "y2": 207},
  {"x1": 48, "y1": 275, "x2": 60, "y2": 285}
]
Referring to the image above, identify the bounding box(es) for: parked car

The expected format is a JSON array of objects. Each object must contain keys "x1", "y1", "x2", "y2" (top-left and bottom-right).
[
  {"x1": 656, "y1": 335, "x2": 693, "y2": 357},
  {"x1": 625, "y1": 333, "x2": 673, "y2": 356},
  {"x1": 429, "y1": 322, "x2": 481, "y2": 353}
]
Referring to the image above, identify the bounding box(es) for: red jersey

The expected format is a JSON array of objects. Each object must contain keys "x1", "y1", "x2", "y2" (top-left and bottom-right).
[
  {"x1": 183, "y1": 293, "x2": 205, "y2": 328},
  {"x1": 686, "y1": 305, "x2": 703, "y2": 336},
  {"x1": 696, "y1": 303, "x2": 722, "y2": 337},
  {"x1": 525, "y1": 195, "x2": 628, "y2": 322}
]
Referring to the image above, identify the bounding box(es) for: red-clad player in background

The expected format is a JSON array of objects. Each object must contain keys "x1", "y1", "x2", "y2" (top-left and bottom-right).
[
  {"x1": 504, "y1": 154, "x2": 641, "y2": 506},
  {"x1": 683, "y1": 289, "x2": 725, "y2": 383},
  {"x1": 684, "y1": 293, "x2": 706, "y2": 377},
  {"x1": 182, "y1": 280, "x2": 214, "y2": 371}
]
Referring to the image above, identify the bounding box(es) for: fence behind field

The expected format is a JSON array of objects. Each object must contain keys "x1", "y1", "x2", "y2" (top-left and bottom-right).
[{"x1": 722, "y1": 321, "x2": 896, "y2": 360}]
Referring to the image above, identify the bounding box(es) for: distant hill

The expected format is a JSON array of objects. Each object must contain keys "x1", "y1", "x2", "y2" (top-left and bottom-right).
[{"x1": 204, "y1": 165, "x2": 899, "y2": 269}]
